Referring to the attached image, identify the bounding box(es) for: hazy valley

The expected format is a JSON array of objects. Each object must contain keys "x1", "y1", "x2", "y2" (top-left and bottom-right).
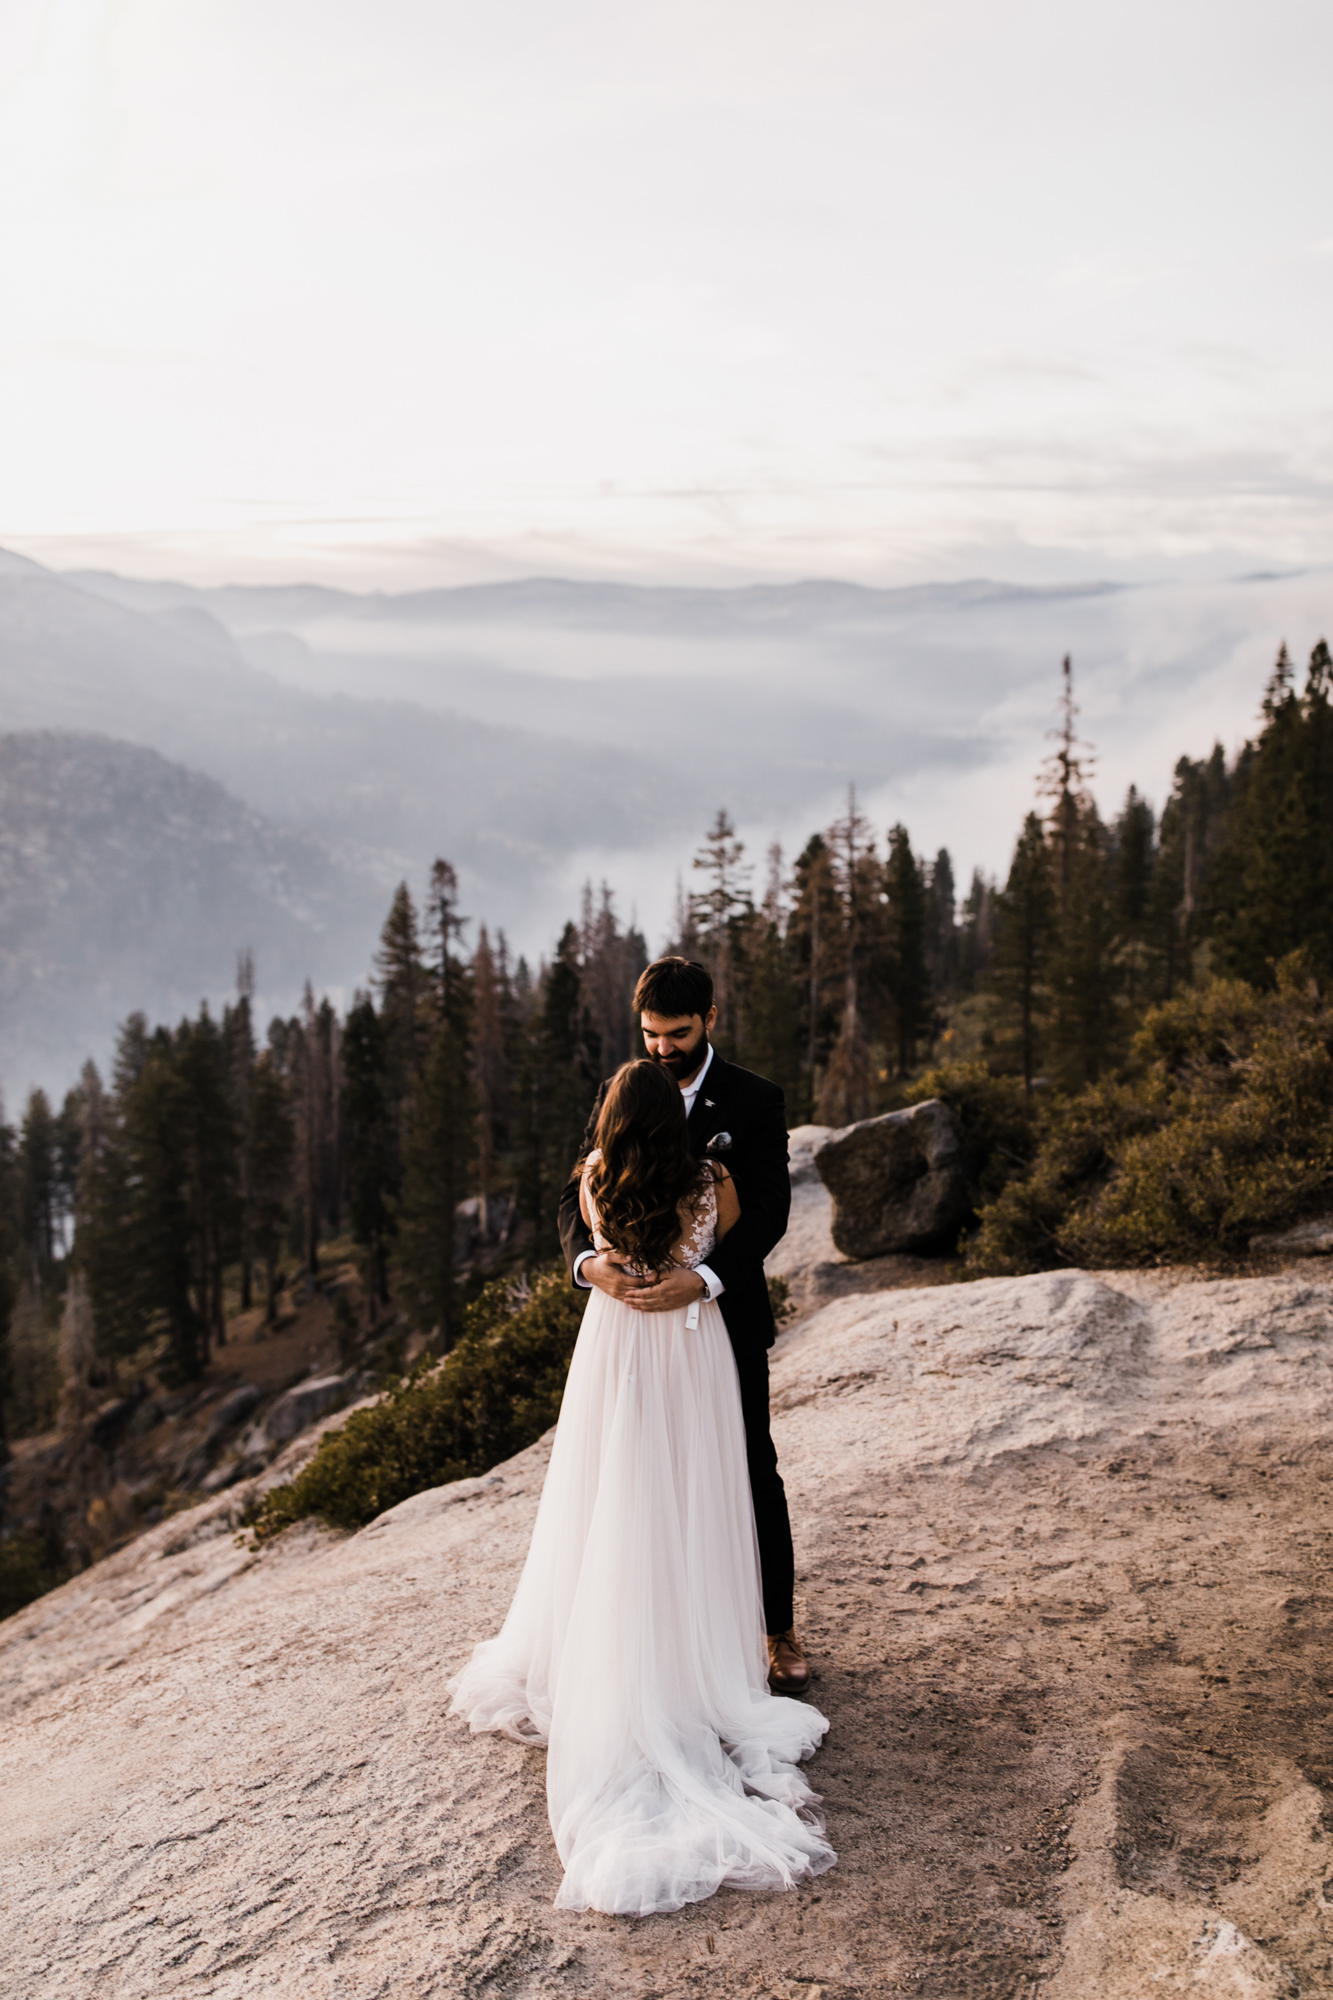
[{"x1": 2, "y1": 546, "x2": 1329, "y2": 1102}]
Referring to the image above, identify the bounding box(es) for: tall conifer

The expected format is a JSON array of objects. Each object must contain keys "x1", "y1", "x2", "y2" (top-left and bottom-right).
[
  {"x1": 247, "y1": 1052, "x2": 295, "y2": 1324},
  {"x1": 397, "y1": 857, "x2": 475, "y2": 1348},
  {"x1": 341, "y1": 998, "x2": 398, "y2": 1312},
  {"x1": 1206, "y1": 641, "x2": 1333, "y2": 983},
  {"x1": 993, "y1": 813, "x2": 1056, "y2": 1096},
  {"x1": 884, "y1": 824, "x2": 931, "y2": 1077}
]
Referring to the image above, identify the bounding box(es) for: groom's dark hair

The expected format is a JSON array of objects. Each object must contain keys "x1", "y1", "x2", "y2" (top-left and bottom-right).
[{"x1": 633, "y1": 956, "x2": 714, "y2": 1020}]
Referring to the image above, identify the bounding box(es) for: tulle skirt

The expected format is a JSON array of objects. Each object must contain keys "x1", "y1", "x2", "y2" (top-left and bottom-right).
[{"x1": 448, "y1": 1286, "x2": 835, "y2": 1915}]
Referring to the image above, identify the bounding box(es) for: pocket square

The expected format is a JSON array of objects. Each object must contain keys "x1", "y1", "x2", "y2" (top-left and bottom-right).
[{"x1": 705, "y1": 1131, "x2": 732, "y2": 1153}]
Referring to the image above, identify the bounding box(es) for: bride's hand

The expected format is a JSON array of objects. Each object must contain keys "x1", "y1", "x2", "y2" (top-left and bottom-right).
[
  {"x1": 582, "y1": 1252, "x2": 651, "y2": 1301},
  {"x1": 627, "y1": 1268, "x2": 707, "y2": 1314}
]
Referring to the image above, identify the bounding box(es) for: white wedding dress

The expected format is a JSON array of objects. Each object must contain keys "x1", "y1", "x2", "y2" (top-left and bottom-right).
[{"x1": 449, "y1": 1162, "x2": 835, "y2": 1915}]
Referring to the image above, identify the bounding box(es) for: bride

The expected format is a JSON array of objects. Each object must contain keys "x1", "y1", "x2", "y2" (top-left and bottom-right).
[{"x1": 449, "y1": 1058, "x2": 835, "y2": 1916}]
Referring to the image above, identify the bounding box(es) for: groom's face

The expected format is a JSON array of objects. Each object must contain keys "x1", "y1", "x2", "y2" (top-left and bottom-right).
[{"x1": 641, "y1": 1007, "x2": 717, "y2": 1084}]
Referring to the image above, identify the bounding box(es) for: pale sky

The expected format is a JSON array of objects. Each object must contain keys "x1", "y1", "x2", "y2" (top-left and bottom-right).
[{"x1": 1, "y1": 0, "x2": 1330, "y2": 588}]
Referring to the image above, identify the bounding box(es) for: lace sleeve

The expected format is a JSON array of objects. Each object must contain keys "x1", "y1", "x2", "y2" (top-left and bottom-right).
[
  {"x1": 674, "y1": 1169, "x2": 719, "y2": 1269},
  {"x1": 583, "y1": 1152, "x2": 604, "y2": 1245}
]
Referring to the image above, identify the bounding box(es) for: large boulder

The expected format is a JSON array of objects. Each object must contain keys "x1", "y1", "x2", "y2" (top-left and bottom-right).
[
  {"x1": 814, "y1": 1098, "x2": 967, "y2": 1257},
  {"x1": 262, "y1": 1373, "x2": 355, "y2": 1447},
  {"x1": 205, "y1": 1383, "x2": 263, "y2": 1444}
]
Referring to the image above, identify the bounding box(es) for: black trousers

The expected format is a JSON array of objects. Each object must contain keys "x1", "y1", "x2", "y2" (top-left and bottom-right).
[{"x1": 730, "y1": 1336, "x2": 795, "y2": 1635}]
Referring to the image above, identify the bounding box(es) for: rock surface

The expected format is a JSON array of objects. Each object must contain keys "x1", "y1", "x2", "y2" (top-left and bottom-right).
[
  {"x1": 767, "y1": 1126, "x2": 951, "y2": 1320},
  {"x1": 1251, "y1": 1215, "x2": 1333, "y2": 1256},
  {"x1": 259, "y1": 1372, "x2": 355, "y2": 1446},
  {"x1": 814, "y1": 1098, "x2": 967, "y2": 1257},
  {"x1": 6, "y1": 1262, "x2": 1333, "y2": 1996}
]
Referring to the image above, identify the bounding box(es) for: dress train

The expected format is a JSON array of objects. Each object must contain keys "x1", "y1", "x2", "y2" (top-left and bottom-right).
[{"x1": 449, "y1": 1282, "x2": 834, "y2": 1915}]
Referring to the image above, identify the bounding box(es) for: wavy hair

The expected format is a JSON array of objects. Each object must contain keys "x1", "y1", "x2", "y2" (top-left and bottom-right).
[{"x1": 581, "y1": 1060, "x2": 711, "y2": 1275}]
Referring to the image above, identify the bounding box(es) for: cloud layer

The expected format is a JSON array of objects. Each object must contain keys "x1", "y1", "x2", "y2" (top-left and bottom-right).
[{"x1": 1, "y1": 0, "x2": 1330, "y2": 586}]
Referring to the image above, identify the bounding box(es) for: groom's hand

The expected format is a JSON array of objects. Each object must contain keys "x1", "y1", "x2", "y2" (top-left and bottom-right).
[
  {"x1": 627, "y1": 1268, "x2": 707, "y2": 1314},
  {"x1": 582, "y1": 1253, "x2": 651, "y2": 1302}
]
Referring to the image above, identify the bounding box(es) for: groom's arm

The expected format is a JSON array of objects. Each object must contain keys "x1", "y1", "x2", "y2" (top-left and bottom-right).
[{"x1": 702, "y1": 1086, "x2": 791, "y2": 1293}]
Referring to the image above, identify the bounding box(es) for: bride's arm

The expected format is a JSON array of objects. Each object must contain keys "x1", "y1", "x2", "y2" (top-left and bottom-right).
[{"x1": 714, "y1": 1164, "x2": 740, "y2": 1241}]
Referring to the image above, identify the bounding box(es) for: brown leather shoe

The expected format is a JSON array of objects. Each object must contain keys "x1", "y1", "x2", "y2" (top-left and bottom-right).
[{"x1": 766, "y1": 1628, "x2": 811, "y2": 1694}]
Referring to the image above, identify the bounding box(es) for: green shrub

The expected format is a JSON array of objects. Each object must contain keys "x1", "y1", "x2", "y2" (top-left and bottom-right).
[
  {"x1": 245, "y1": 1267, "x2": 586, "y2": 1542},
  {"x1": 968, "y1": 964, "x2": 1333, "y2": 1273},
  {"x1": 0, "y1": 1534, "x2": 61, "y2": 1622},
  {"x1": 964, "y1": 1080, "x2": 1163, "y2": 1274},
  {"x1": 904, "y1": 1061, "x2": 1037, "y2": 1209}
]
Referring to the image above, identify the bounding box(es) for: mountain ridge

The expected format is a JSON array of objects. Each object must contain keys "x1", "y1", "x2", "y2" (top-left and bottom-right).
[{"x1": 0, "y1": 730, "x2": 385, "y2": 1098}]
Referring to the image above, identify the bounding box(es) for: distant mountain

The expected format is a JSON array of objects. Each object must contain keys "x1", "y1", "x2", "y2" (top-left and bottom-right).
[
  {"x1": 61, "y1": 558, "x2": 1333, "y2": 848},
  {"x1": 0, "y1": 563, "x2": 700, "y2": 924},
  {"x1": 4, "y1": 547, "x2": 1329, "y2": 1100},
  {"x1": 0, "y1": 733, "x2": 386, "y2": 1102}
]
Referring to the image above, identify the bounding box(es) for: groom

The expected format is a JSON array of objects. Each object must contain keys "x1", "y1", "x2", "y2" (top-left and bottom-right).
[{"x1": 557, "y1": 955, "x2": 811, "y2": 1695}]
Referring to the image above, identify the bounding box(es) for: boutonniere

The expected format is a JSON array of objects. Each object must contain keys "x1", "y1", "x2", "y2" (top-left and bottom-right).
[{"x1": 704, "y1": 1099, "x2": 715, "y2": 1108}]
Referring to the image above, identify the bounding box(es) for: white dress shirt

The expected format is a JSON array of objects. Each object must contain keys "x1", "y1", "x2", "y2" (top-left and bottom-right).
[{"x1": 574, "y1": 1042, "x2": 725, "y2": 1301}]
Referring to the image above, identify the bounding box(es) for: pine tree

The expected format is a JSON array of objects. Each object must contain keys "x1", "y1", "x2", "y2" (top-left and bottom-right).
[
  {"x1": 925, "y1": 849, "x2": 959, "y2": 1002},
  {"x1": 76, "y1": 1056, "x2": 143, "y2": 1379},
  {"x1": 174, "y1": 1007, "x2": 242, "y2": 1361},
  {"x1": 395, "y1": 1012, "x2": 474, "y2": 1348},
  {"x1": 992, "y1": 813, "x2": 1056, "y2": 1096},
  {"x1": 1148, "y1": 747, "x2": 1230, "y2": 996},
  {"x1": 340, "y1": 998, "x2": 398, "y2": 1314},
  {"x1": 578, "y1": 883, "x2": 645, "y2": 1074},
  {"x1": 397, "y1": 860, "x2": 475, "y2": 1349},
  {"x1": 247, "y1": 1051, "x2": 295, "y2": 1325},
  {"x1": 18, "y1": 1090, "x2": 62, "y2": 1272},
  {"x1": 56, "y1": 1273, "x2": 96, "y2": 1430},
  {"x1": 1047, "y1": 805, "x2": 1120, "y2": 1087},
  {"x1": 471, "y1": 926, "x2": 511, "y2": 1214},
  {"x1": 666, "y1": 871, "x2": 701, "y2": 956},
  {"x1": 958, "y1": 869, "x2": 996, "y2": 993},
  {"x1": 1040, "y1": 655, "x2": 1095, "y2": 905},
  {"x1": 1112, "y1": 785, "x2": 1155, "y2": 1009},
  {"x1": 739, "y1": 918, "x2": 804, "y2": 1104},
  {"x1": 1205, "y1": 641, "x2": 1333, "y2": 983},
  {"x1": 375, "y1": 882, "x2": 430, "y2": 1110},
  {"x1": 787, "y1": 834, "x2": 839, "y2": 1114},
  {"x1": 6, "y1": 1276, "x2": 57, "y2": 1437},
  {"x1": 883, "y1": 823, "x2": 931, "y2": 1077},
  {"x1": 816, "y1": 790, "x2": 881, "y2": 1123},
  {"x1": 0, "y1": 1111, "x2": 18, "y2": 1465},
  {"x1": 123, "y1": 1030, "x2": 203, "y2": 1383},
  {"x1": 425, "y1": 858, "x2": 470, "y2": 1029},
  {"x1": 227, "y1": 954, "x2": 258, "y2": 1309},
  {"x1": 313, "y1": 996, "x2": 343, "y2": 1239},
  {"x1": 515, "y1": 924, "x2": 599, "y2": 1259},
  {"x1": 690, "y1": 810, "x2": 752, "y2": 1048},
  {"x1": 54, "y1": 1089, "x2": 82, "y2": 1256}
]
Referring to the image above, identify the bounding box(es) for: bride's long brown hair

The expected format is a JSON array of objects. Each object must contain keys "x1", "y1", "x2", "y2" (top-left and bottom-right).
[{"x1": 580, "y1": 1060, "x2": 712, "y2": 1275}]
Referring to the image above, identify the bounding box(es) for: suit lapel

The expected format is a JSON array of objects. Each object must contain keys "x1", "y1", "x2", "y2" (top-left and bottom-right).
[{"x1": 686, "y1": 1051, "x2": 729, "y2": 1153}]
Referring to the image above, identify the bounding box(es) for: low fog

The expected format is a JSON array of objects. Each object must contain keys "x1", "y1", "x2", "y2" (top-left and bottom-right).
[{"x1": 1, "y1": 548, "x2": 1328, "y2": 1105}]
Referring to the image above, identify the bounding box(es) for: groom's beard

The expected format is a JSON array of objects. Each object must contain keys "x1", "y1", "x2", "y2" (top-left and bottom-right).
[{"x1": 651, "y1": 1033, "x2": 708, "y2": 1084}]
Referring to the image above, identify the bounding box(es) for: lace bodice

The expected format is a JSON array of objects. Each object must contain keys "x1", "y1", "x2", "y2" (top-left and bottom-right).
[{"x1": 584, "y1": 1151, "x2": 718, "y2": 1271}]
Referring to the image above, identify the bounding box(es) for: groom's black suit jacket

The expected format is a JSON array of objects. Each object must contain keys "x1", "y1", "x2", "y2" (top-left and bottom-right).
[{"x1": 556, "y1": 1052, "x2": 791, "y2": 1351}]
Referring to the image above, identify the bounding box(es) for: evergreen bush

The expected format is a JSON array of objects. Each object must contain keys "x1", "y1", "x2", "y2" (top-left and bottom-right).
[
  {"x1": 244, "y1": 1267, "x2": 585, "y2": 1541},
  {"x1": 968, "y1": 963, "x2": 1333, "y2": 1273},
  {"x1": 904, "y1": 1060, "x2": 1036, "y2": 1211}
]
